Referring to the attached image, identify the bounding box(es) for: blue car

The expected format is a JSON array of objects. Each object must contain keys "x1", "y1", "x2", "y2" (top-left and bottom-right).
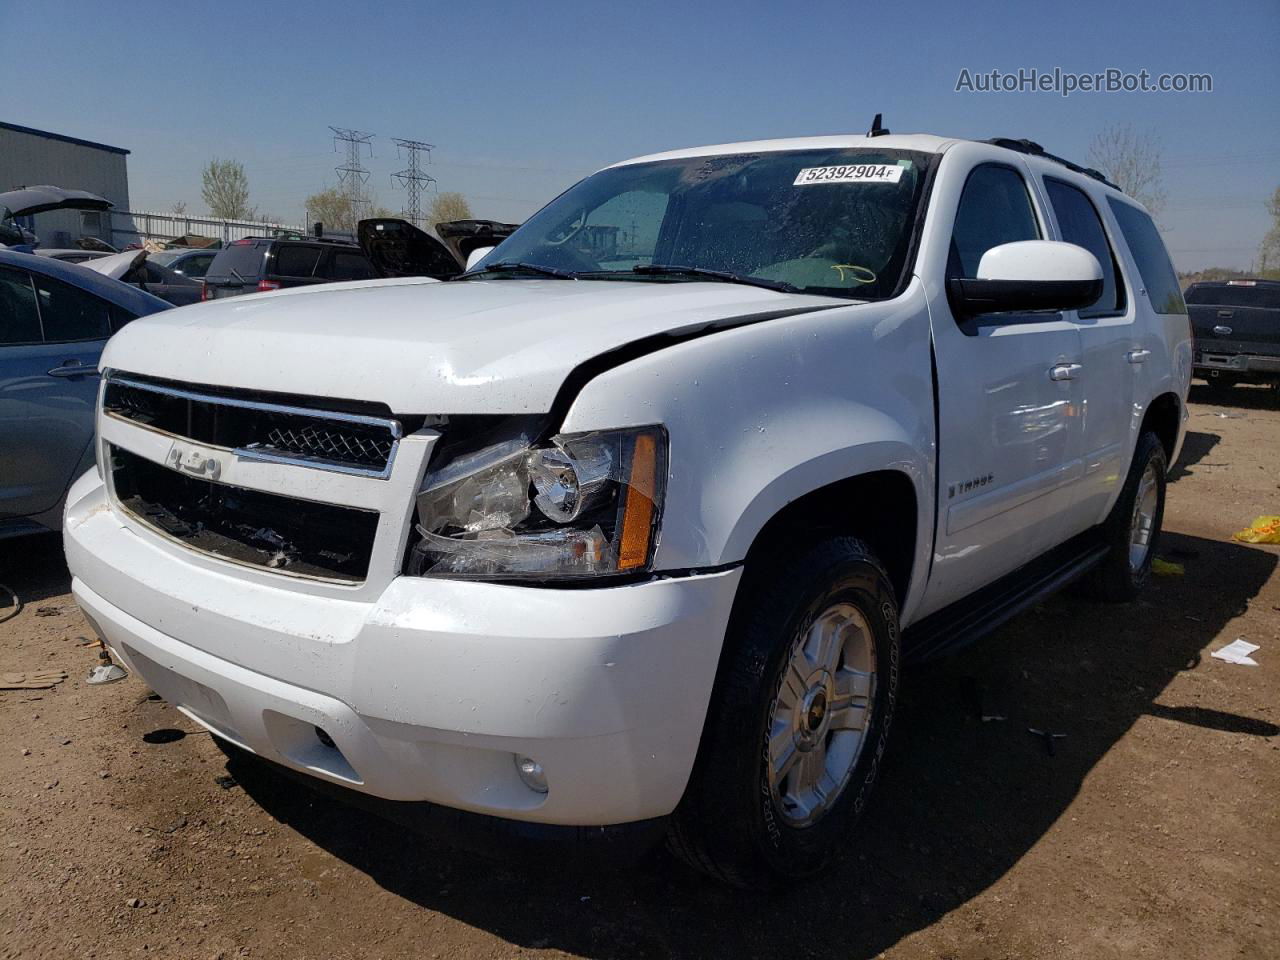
[{"x1": 0, "y1": 248, "x2": 170, "y2": 537}]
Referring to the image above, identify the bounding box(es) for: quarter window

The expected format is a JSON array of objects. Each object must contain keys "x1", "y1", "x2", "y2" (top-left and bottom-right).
[
  {"x1": 32, "y1": 274, "x2": 111, "y2": 342},
  {"x1": 948, "y1": 164, "x2": 1041, "y2": 279},
  {"x1": 1106, "y1": 199, "x2": 1186, "y2": 315},
  {"x1": 273, "y1": 244, "x2": 323, "y2": 278},
  {"x1": 0, "y1": 266, "x2": 41, "y2": 344},
  {"x1": 327, "y1": 251, "x2": 375, "y2": 281},
  {"x1": 1045, "y1": 178, "x2": 1123, "y2": 316}
]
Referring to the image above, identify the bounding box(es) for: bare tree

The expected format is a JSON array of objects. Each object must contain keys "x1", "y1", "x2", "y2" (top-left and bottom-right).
[
  {"x1": 201, "y1": 159, "x2": 254, "y2": 220},
  {"x1": 306, "y1": 187, "x2": 393, "y2": 233},
  {"x1": 428, "y1": 192, "x2": 472, "y2": 229},
  {"x1": 1259, "y1": 185, "x2": 1280, "y2": 275},
  {"x1": 1088, "y1": 124, "x2": 1167, "y2": 217},
  {"x1": 170, "y1": 201, "x2": 187, "y2": 216}
]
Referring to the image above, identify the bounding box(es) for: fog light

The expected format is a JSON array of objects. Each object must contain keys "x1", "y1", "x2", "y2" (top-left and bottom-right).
[{"x1": 514, "y1": 755, "x2": 548, "y2": 794}]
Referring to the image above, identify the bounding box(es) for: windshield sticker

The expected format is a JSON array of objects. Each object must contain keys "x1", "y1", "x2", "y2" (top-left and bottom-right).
[{"x1": 793, "y1": 164, "x2": 905, "y2": 186}]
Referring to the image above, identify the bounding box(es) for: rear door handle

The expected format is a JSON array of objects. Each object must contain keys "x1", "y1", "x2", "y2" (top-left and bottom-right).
[
  {"x1": 1126, "y1": 349, "x2": 1151, "y2": 364},
  {"x1": 1213, "y1": 325, "x2": 1233, "y2": 336},
  {"x1": 1049, "y1": 363, "x2": 1083, "y2": 381},
  {"x1": 47, "y1": 361, "x2": 99, "y2": 379}
]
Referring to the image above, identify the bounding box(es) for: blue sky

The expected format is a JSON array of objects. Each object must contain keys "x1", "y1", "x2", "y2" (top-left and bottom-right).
[{"x1": 2, "y1": 0, "x2": 1276, "y2": 269}]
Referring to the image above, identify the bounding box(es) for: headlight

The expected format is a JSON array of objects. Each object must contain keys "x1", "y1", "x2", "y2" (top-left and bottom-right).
[{"x1": 409, "y1": 426, "x2": 666, "y2": 580}]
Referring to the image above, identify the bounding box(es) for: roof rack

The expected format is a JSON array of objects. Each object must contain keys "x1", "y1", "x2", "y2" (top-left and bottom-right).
[{"x1": 981, "y1": 138, "x2": 1121, "y2": 192}]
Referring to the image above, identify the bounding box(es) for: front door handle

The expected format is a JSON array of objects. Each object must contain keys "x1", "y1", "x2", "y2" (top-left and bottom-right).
[
  {"x1": 1213, "y1": 325, "x2": 1233, "y2": 336},
  {"x1": 1049, "y1": 363, "x2": 1083, "y2": 381},
  {"x1": 46, "y1": 360, "x2": 99, "y2": 379},
  {"x1": 1126, "y1": 349, "x2": 1151, "y2": 364}
]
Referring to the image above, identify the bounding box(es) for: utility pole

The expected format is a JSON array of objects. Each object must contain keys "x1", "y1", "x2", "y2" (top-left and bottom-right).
[
  {"x1": 329, "y1": 126, "x2": 375, "y2": 228},
  {"x1": 391, "y1": 138, "x2": 437, "y2": 228}
]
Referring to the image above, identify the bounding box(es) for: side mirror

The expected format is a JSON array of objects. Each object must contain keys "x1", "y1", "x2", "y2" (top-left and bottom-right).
[
  {"x1": 465, "y1": 246, "x2": 495, "y2": 270},
  {"x1": 948, "y1": 240, "x2": 1103, "y2": 317}
]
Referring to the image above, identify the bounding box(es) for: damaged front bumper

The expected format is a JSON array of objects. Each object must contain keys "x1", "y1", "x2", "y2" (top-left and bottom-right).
[{"x1": 64, "y1": 469, "x2": 741, "y2": 828}]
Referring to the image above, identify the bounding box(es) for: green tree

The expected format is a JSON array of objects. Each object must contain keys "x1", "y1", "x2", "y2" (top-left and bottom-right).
[
  {"x1": 428, "y1": 192, "x2": 472, "y2": 230},
  {"x1": 1259, "y1": 185, "x2": 1280, "y2": 275},
  {"x1": 201, "y1": 159, "x2": 254, "y2": 220},
  {"x1": 1088, "y1": 124, "x2": 1167, "y2": 217}
]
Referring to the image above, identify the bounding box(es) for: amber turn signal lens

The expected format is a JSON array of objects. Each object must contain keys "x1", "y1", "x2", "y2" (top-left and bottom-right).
[{"x1": 617, "y1": 431, "x2": 659, "y2": 571}]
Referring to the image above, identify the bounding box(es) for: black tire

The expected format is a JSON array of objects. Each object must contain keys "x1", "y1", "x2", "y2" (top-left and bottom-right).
[
  {"x1": 668, "y1": 537, "x2": 900, "y2": 888},
  {"x1": 1080, "y1": 431, "x2": 1167, "y2": 602},
  {"x1": 1205, "y1": 375, "x2": 1236, "y2": 391}
]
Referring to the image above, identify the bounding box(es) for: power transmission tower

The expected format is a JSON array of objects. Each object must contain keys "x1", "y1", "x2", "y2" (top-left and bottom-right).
[
  {"x1": 330, "y1": 126, "x2": 375, "y2": 227},
  {"x1": 391, "y1": 138, "x2": 436, "y2": 227}
]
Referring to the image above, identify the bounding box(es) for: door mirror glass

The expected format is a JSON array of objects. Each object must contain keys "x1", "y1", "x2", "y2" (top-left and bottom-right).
[{"x1": 948, "y1": 240, "x2": 1103, "y2": 317}]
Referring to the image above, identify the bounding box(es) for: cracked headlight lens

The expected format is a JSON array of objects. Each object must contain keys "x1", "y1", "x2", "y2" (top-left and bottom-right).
[{"x1": 410, "y1": 426, "x2": 666, "y2": 580}]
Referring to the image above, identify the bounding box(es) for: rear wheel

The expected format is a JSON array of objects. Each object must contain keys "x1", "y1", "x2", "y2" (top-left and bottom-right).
[
  {"x1": 1081, "y1": 431, "x2": 1167, "y2": 602},
  {"x1": 668, "y1": 537, "x2": 900, "y2": 888}
]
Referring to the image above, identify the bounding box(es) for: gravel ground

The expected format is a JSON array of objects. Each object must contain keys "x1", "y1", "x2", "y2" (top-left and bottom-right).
[{"x1": 1, "y1": 383, "x2": 1277, "y2": 960}]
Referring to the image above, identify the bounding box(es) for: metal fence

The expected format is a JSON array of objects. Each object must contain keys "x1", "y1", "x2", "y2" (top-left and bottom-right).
[{"x1": 111, "y1": 210, "x2": 304, "y2": 247}]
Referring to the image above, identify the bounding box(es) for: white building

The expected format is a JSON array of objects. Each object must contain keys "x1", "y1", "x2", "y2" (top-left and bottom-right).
[{"x1": 0, "y1": 120, "x2": 131, "y2": 248}]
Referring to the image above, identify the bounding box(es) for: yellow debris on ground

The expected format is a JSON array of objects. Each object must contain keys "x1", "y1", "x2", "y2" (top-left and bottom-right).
[
  {"x1": 1152, "y1": 558, "x2": 1185, "y2": 576},
  {"x1": 1233, "y1": 516, "x2": 1280, "y2": 545}
]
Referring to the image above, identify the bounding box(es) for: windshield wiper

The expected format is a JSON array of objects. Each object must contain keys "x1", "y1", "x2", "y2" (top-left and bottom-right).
[
  {"x1": 631, "y1": 264, "x2": 799, "y2": 294},
  {"x1": 461, "y1": 260, "x2": 578, "y2": 280}
]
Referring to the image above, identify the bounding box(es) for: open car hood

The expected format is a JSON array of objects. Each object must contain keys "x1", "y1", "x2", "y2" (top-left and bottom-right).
[
  {"x1": 434, "y1": 218, "x2": 519, "y2": 264},
  {"x1": 83, "y1": 249, "x2": 147, "y2": 281},
  {"x1": 0, "y1": 185, "x2": 113, "y2": 218},
  {"x1": 357, "y1": 218, "x2": 465, "y2": 280}
]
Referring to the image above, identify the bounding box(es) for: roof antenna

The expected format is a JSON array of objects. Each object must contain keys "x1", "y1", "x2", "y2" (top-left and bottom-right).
[{"x1": 867, "y1": 113, "x2": 890, "y2": 137}]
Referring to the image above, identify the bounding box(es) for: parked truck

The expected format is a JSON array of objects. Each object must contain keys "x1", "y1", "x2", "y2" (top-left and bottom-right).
[
  {"x1": 1187, "y1": 278, "x2": 1280, "y2": 392},
  {"x1": 64, "y1": 131, "x2": 1190, "y2": 886}
]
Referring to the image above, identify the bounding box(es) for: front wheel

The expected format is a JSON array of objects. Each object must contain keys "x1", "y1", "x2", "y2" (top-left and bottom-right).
[
  {"x1": 1081, "y1": 430, "x2": 1168, "y2": 602},
  {"x1": 668, "y1": 537, "x2": 900, "y2": 887}
]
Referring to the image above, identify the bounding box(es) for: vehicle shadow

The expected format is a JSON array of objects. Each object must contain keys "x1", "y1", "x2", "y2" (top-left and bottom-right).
[
  {"x1": 1188, "y1": 381, "x2": 1280, "y2": 411},
  {"x1": 1168, "y1": 429, "x2": 1220, "y2": 482},
  {"x1": 0, "y1": 532, "x2": 72, "y2": 613},
  {"x1": 226, "y1": 531, "x2": 1278, "y2": 959}
]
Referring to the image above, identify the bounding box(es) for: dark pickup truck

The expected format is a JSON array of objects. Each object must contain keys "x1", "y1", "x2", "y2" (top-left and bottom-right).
[{"x1": 1187, "y1": 279, "x2": 1280, "y2": 391}]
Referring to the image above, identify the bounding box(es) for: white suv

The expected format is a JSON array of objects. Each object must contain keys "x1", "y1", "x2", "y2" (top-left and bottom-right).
[{"x1": 65, "y1": 131, "x2": 1190, "y2": 886}]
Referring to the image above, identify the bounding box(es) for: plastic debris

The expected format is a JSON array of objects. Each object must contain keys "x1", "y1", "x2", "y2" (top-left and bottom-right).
[
  {"x1": 1232, "y1": 516, "x2": 1280, "y2": 545},
  {"x1": 1211, "y1": 638, "x2": 1260, "y2": 666},
  {"x1": 1152, "y1": 558, "x2": 1185, "y2": 576},
  {"x1": 0, "y1": 583, "x2": 19, "y2": 624},
  {"x1": 1, "y1": 670, "x2": 68, "y2": 690},
  {"x1": 214, "y1": 774, "x2": 238, "y2": 790},
  {"x1": 86, "y1": 664, "x2": 128, "y2": 685},
  {"x1": 1027, "y1": 727, "x2": 1067, "y2": 756}
]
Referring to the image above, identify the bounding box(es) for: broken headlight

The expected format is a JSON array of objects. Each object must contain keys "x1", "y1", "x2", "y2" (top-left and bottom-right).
[{"x1": 410, "y1": 426, "x2": 666, "y2": 580}]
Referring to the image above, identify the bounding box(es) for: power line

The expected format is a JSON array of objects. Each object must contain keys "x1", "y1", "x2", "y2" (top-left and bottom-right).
[
  {"x1": 391, "y1": 138, "x2": 436, "y2": 227},
  {"x1": 329, "y1": 126, "x2": 374, "y2": 225}
]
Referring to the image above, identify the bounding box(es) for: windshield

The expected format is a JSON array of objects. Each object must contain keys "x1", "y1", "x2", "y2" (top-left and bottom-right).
[{"x1": 473, "y1": 148, "x2": 934, "y2": 299}]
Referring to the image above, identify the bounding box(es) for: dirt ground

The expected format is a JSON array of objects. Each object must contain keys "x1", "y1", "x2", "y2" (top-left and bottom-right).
[{"x1": 2, "y1": 382, "x2": 1277, "y2": 960}]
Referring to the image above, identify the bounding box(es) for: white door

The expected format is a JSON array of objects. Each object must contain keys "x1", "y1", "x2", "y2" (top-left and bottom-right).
[
  {"x1": 1038, "y1": 174, "x2": 1136, "y2": 531},
  {"x1": 918, "y1": 157, "x2": 1085, "y2": 618}
]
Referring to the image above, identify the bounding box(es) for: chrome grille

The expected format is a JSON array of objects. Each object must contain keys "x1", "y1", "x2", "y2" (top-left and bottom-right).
[{"x1": 103, "y1": 374, "x2": 401, "y2": 478}]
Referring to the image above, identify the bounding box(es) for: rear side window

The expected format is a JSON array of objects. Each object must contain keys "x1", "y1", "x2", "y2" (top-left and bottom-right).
[
  {"x1": 32, "y1": 274, "x2": 111, "y2": 342},
  {"x1": 0, "y1": 266, "x2": 41, "y2": 344},
  {"x1": 273, "y1": 244, "x2": 323, "y2": 278},
  {"x1": 1045, "y1": 179, "x2": 1123, "y2": 317},
  {"x1": 1107, "y1": 199, "x2": 1186, "y2": 315},
  {"x1": 949, "y1": 164, "x2": 1041, "y2": 278},
  {"x1": 109, "y1": 304, "x2": 138, "y2": 333},
  {"x1": 209, "y1": 243, "x2": 266, "y2": 280},
  {"x1": 326, "y1": 250, "x2": 375, "y2": 281},
  {"x1": 1184, "y1": 283, "x2": 1280, "y2": 309},
  {"x1": 181, "y1": 253, "x2": 215, "y2": 278}
]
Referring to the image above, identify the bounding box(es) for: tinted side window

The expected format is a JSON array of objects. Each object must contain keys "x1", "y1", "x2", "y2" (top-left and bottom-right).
[
  {"x1": 109, "y1": 304, "x2": 138, "y2": 334},
  {"x1": 1045, "y1": 178, "x2": 1123, "y2": 316},
  {"x1": 0, "y1": 266, "x2": 41, "y2": 344},
  {"x1": 181, "y1": 253, "x2": 214, "y2": 278},
  {"x1": 33, "y1": 274, "x2": 111, "y2": 341},
  {"x1": 949, "y1": 164, "x2": 1041, "y2": 279},
  {"x1": 273, "y1": 244, "x2": 323, "y2": 278},
  {"x1": 1107, "y1": 199, "x2": 1186, "y2": 315},
  {"x1": 326, "y1": 251, "x2": 375, "y2": 281}
]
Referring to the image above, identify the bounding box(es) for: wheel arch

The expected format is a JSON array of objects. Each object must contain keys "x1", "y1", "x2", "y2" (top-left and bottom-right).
[{"x1": 1142, "y1": 391, "x2": 1181, "y2": 464}]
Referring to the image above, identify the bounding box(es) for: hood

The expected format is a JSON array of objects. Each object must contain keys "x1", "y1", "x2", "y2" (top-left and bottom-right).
[
  {"x1": 101, "y1": 278, "x2": 842, "y2": 413},
  {"x1": 434, "y1": 219, "x2": 519, "y2": 264},
  {"x1": 83, "y1": 249, "x2": 147, "y2": 280},
  {"x1": 0, "y1": 185, "x2": 112, "y2": 218},
  {"x1": 358, "y1": 218, "x2": 464, "y2": 279}
]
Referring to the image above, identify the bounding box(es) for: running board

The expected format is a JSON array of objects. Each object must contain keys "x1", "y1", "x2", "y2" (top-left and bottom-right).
[{"x1": 903, "y1": 532, "x2": 1109, "y2": 662}]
